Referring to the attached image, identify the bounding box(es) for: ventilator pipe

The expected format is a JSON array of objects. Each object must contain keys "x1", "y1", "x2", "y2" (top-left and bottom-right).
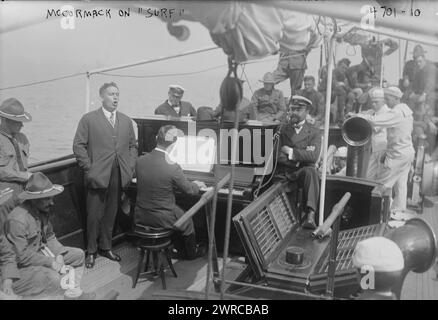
[{"x1": 342, "y1": 116, "x2": 372, "y2": 178}]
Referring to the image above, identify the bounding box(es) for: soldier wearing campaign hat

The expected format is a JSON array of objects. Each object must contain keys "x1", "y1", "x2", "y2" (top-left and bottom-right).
[
  {"x1": 155, "y1": 84, "x2": 197, "y2": 118},
  {"x1": 0, "y1": 98, "x2": 33, "y2": 228},
  {"x1": 5, "y1": 172, "x2": 95, "y2": 299},
  {"x1": 248, "y1": 72, "x2": 286, "y2": 122},
  {"x1": 277, "y1": 95, "x2": 321, "y2": 230}
]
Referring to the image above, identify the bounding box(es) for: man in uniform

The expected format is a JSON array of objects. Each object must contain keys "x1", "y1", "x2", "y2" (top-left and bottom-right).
[
  {"x1": 155, "y1": 85, "x2": 197, "y2": 118},
  {"x1": 353, "y1": 87, "x2": 414, "y2": 219},
  {"x1": 277, "y1": 96, "x2": 322, "y2": 229},
  {"x1": 0, "y1": 98, "x2": 32, "y2": 226},
  {"x1": 0, "y1": 190, "x2": 19, "y2": 300},
  {"x1": 297, "y1": 75, "x2": 325, "y2": 126},
  {"x1": 248, "y1": 72, "x2": 286, "y2": 122},
  {"x1": 365, "y1": 88, "x2": 389, "y2": 181},
  {"x1": 5, "y1": 172, "x2": 95, "y2": 299},
  {"x1": 134, "y1": 125, "x2": 206, "y2": 260},
  {"x1": 403, "y1": 45, "x2": 424, "y2": 86}
]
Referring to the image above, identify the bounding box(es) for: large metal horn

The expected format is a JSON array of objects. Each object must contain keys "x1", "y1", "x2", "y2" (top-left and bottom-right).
[
  {"x1": 384, "y1": 218, "x2": 437, "y2": 299},
  {"x1": 341, "y1": 116, "x2": 372, "y2": 178}
]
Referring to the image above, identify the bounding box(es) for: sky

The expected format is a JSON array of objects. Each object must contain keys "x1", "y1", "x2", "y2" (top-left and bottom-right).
[{"x1": 0, "y1": 1, "x2": 437, "y2": 162}]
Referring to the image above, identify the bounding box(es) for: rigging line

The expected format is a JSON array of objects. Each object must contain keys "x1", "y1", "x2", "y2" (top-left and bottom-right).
[
  {"x1": 0, "y1": 72, "x2": 85, "y2": 91},
  {"x1": 96, "y1": 57, "x2": 278, "y2": 79},
  {"x1": 241, "y1": 66, "x2": 254, "y2": 97},
  {"x1": 98, "y1": 63, "x2": 229, "y2": 78}
]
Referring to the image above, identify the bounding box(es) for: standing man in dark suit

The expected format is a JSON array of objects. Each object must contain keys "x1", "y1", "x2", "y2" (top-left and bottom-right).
[
  {"x1": 154, "y1": 85, "x2": 197, "y2": 118},
  {"x1": 134, "y1": 125, "x2": 206, "y2": 260},
  {"x1": 277, "y1": 96, "x2": 321, "y2": 230},
  {"x1": 73, "y1": 82, "x2": 137, "y2": 268}
]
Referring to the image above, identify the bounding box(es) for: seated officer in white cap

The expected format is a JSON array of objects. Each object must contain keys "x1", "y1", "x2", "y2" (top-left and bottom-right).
[
  {"x1": 352, "y1": 237, "x2": 404, "y2": 300},
  {"x1": 5, "y1": 172, "x2": 95, "y2": 299},
  {"x1": 277, "y1": 96, "x2": 321, "y2": 230},
  {"x1": 365, "y1": 87, "x2": 389, "y2": 181},
  {"x1": 155, "y1": 85, "x2": 197, "y2": 118}
]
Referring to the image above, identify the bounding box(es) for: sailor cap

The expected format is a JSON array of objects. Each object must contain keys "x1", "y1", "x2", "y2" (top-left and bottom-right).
[
  {"x1": 169, "y1": 85, "x2": 186, "y2": 97},
  {"x1": 369, "y1": 87, "x2": 385, "y2": 100},
  {"x1": 352, "y1": 237, "x2": 404, "y2": 272},
  {"x1": 384, "y1": 87, "x2": 403, "y2": 99},
  {"x1": 289, "y1": 95, "x2": 312, "y2": 109}
]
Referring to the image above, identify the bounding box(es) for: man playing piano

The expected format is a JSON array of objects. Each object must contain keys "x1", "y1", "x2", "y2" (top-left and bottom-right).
[
  {"x1": 277, "y1": 96, "x2": 321, "y2": 230},
  {"x1": 134, "y1": 125, "x2": 207, "y2": 260}
]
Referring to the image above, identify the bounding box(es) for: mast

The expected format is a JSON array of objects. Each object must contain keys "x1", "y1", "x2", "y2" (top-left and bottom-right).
[{"x1": 318, "y1": 20, "x2": 337, "y2": 226}]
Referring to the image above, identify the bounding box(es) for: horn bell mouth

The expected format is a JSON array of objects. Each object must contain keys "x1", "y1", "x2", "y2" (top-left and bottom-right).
[{"x1": 341, "y1": 117, "x2": 372, "y2": 147}]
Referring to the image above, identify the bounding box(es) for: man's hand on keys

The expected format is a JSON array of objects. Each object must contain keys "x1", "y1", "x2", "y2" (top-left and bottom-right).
[{"x1": 193, "y1": 180, "x2": 207, "y2": 190}]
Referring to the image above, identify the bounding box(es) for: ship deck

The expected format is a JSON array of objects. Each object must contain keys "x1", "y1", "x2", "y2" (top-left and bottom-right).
[{"x1": 50, "y1": 198, "x2": 438, "y2": 300}]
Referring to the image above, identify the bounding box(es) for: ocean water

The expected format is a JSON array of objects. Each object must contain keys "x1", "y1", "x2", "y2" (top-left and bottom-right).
[{"x1": 1, "y1": 2, "x2": 433, "y2": 163}]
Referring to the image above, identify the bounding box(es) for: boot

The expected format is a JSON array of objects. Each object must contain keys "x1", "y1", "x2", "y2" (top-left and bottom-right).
[
  {"x1": 183, "y1": 233, "x2": 206, "y2": 260},
  {"x1": 302, "y1": 209, "x2": 316, "y2": 230}
]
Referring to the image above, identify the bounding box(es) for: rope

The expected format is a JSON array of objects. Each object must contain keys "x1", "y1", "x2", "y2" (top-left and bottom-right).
[
  {"x1": 0, "y1": 72, "x2": 85, "y2": 91},
  {"x1": 98, "y1": 64, "x2": 228, "y2": 78},
  {"x1": 0, "y1": 58, "x2": 278, "y2": 91},
  {"x1": 241, "y1": 66, "x2": 254, "y2": 97}
]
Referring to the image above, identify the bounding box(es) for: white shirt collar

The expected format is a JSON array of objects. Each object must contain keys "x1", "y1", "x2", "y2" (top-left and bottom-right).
[
  {"x1": 102, "y1": 107, "x2": 116, "y2": 121},
  {"x1": 167, "y1": 100, "x2": 180, "y2": 113},
  {"x1": 155, "y1": 147, "x2": 169, "y2": 155},
  {"x1": 294, "y1": 120, "x2": 306, "y2": 134}
]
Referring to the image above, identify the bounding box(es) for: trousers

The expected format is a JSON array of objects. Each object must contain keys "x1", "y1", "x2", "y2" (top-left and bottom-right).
[
  {"x1": 367, "y1": 150, "x2": 385, "y2": 181},
  {"x1": 12, "y1": 246, "x2": 85, "y2": 299},
  {"x1": 86, "y1": 159, "x2": 120, "y2": 253},
  {"x1": 378, "y1": 153, "x2": 414, "y2": 212}
]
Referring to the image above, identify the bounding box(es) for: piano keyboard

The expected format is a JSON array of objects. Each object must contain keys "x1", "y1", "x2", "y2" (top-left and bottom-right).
[{"x1": 200, "y1": 186, "x2": 245, "y2": 197}]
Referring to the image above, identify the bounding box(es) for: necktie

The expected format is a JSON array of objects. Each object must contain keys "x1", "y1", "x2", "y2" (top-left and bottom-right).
[
  {"x1": 11, "y1": 137, "x2": 26, "y2": 171},
  {"x1": 109, "y1": 112, "x2": 115, "y2": 127}
]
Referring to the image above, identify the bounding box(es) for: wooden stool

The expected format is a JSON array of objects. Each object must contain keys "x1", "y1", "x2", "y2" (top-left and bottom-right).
[{"x1": 131, "y1": 224, "x2": 177, "y2": 289}]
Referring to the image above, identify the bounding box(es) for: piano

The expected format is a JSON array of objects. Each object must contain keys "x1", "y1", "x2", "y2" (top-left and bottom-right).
[{"x1": 130, "y1": 115, "x2": 280, "y2": 253}]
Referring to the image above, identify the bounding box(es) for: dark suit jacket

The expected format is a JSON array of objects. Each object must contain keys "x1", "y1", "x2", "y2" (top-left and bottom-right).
[
  {"x1": 278, "y1": 122, "x2": 322, "y2": 170},
  {"x1": 154, "y1": 100, "x2": 197, "y2": 117},
  {"x1": 73, "y1": 108, "x2": 138, "y2": 189},
  {"x1": 134, "y1": 149, "x2": 199, "y2": 226}
]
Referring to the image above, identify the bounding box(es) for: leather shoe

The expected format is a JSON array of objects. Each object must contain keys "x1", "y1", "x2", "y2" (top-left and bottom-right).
[
  {"x1": 85, "y1": 253, "x2": 96, "y2": 269},
  {"x1": 187, "y1": 243, "x2": 207, "y2": 260},
  {"x1": 98, "y1": 249, "x2": 121, "y2": 262},
  {"x1": 302, "y1": 210, "x2": 317, "y2": 230}
]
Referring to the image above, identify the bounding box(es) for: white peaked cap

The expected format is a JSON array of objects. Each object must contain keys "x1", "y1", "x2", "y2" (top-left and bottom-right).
[{"x1": 352, "y1": 237, "x2": 404, "y2": 272}]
